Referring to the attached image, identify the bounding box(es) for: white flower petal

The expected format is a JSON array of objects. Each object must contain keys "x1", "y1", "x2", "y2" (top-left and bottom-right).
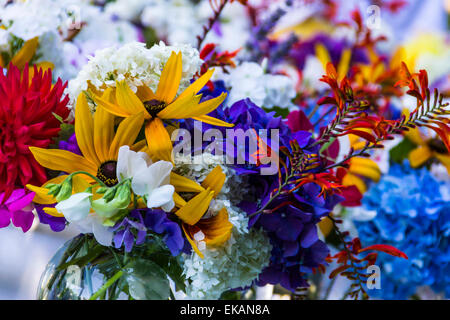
[
  {"x1": 117, "y1": 145, "x2": 152, "y2": 182},
  {"x1": 91, "y1": 218, "x2": 114, "y2": 246},
  {"x1": 147, "y1": 185, "x2": 175, "y2": 210},
  {"x1": 131, "y1": 166, "x2": 152, "y2": 196},
  {"x1": 55, "y1": 192, "x2": 92, "y2": 223},
  {"x1": 145, "y1": 161, "x2": 173, "y2": 191}
]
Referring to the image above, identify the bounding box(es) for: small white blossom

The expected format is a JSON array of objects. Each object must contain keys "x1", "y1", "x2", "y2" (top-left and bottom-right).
[{"x1": 67, "y1": 41, "x2": 202, "y2": 112}]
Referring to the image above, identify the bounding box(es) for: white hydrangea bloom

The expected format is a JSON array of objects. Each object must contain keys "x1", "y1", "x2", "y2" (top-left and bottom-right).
[
  {"x1": 0, "y1": 0, "x2": 69, "y2": 42},
  {"x1": 0, "y1": 0, "x2": 140, "y2": 81},
  {"x1": 139, "y1": 0, "x2": 250, "y2": 50},
  {"x1": 182, "y1": 203, "x2": 272, "y2": 300},
  {"x1": 221, "y1": 61, "x2": 296, "y2": 109},
  {"x1": 67, "y1": 41, "x2": 202, "y2": 111},
  {"x1": 105, "y1": 0, "x2": 154, "y2": 22},
  {"x1": 141, "y1": 0, "x2": 202, "y2": 45}
]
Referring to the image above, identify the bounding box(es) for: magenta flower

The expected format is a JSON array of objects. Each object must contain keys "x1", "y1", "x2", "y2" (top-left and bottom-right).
[{"x1": 0, "y1": 189, "x2": 36, "y2": 232}]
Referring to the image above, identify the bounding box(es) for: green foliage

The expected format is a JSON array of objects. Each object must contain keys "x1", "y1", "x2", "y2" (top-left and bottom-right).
[
  {"x1": 124, "y1": 259, "x2": 170, "y2": 300},
  {"x1": 263, "y1": 106, "x2": 290, "y2": 118},
  {"x1": 389, "y1": 138, "x2": 417, "y2": 164}
]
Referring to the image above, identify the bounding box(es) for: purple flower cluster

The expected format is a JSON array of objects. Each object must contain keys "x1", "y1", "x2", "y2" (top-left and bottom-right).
[
  {"x1": 112, "y1": 209, "x2": 185, "y2": 256},
  {"x1": 246, "y1": 183, "x2": 342, "y2": 291},
  {"x1": 183, "y1": 92, "x2": 343, "y2": 292}
]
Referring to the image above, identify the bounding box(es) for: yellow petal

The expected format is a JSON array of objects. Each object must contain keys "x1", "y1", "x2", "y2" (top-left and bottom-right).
[
  {"x1": 173, "y1": 192, "x2": 187, "y2": 208},
  {"x1": 199, "y1": 207, "x2": 232, "y2": 246},
  {"x1": 175, "y1": 188, "x2": 214, "y2": 225},
  {"x1": 75, "y1": 93, "x2": 100, "y2": 166},
  {"x1": 349, "y1": 157, "x2": 381, "y2": 182},
  {"x1": 130, "y1": 139, "x2": 147, "y2": 153},
  {"x1": 318, "y1": 217, "x2": 333, "y2": 237},
  {"x1": 342, "y1": 173, "x2": 367, "y2": 194},
  {"x1": 136, "y1": 85, "x2": 157, "y2": 102},
  {"x1": 315, "y1": 43, "x2": 331, "y2": 70},
  {"x1": 156, "y1": 93, "x2": 202, "y2": 119},
  {"x1": 11, "y1": 37, "x2": 39, "y2": 70},
  {"x1": 185, "y1": 92, "x2": 227, "y2": 118},
  {"x1": 145, "y1": 118, "x2": 173, "y2": 162},
  {"x1": 201, "y1": 165, "x2": 225, "y2": 197},
  {"x1": 94, "y1": 104, "x2": 115, "y2": 163},
  {"x1": 155, "y1": 51, "x2": 182, "y2": 103},
  {"x1": 349, "y1": 164, "x2": 381, "y2": 182},
  {"x1": 94, "y1": 87, "x2": 132, "y2": 118},
  {"x1": 192, "y1": 115, "x2": 234, "y2": 128},
  {"x1": 115, "y1": 80, "x2": 148, "y2": 116},
  {"x1": 29, "y1": 147, "x2": 97, "y2": 175},
  {"x1": 405, "y1": 127, "x2": 425, "y2": 146},
  {"x1": 182, "y1": 224, "x2": 204, "y2": 258},
  {"x1": 163, "y1": 92, "x2": 227, "y2": 120},
  {"x1": 177, "y1": 69, "x2": 214, "y2": 100},
  {"x1": 109, "y1": 112, "x2": 145, "y2": 159},
  {"x1": 337, "y1": 48, "x2": 352, "y2": 81},
  {"x1": 72, "y1": 175, "x2": 92, "y2": 193},
  {"x1": 170, "y1": 172, "x2": 205, "y2": 193},
  {"x1": 409, "y1": 146, "x2": 432, "y2": 168},
  {"x1": 43, "y1": 207, "x2": 65, "y2": 218}
]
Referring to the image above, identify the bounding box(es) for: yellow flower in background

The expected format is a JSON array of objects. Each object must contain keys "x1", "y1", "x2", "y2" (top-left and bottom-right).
[
  {"x1": 0, "y1": 36, "x2": 54, "y2": 76},
  {"x1": 315, "y1": 43, "x2": 352, "y2": 82},
  {"x1": 342, "y1": 157, "x2": 381, "y2": 194},
  {"x1": 340, "y1": 128, "x2": 382, "y2": 194},
  {"x1": 406, "y1": 127, "x2": 450, "y2": 174},
  {"x1": 172, "y1": 165, "x2": 233, "y2": 258},
  {"x1": 93, "y1": 51, "x2": 232, "y2": 162},
  {"x1": 270, "y1": 17, "x2": 335, "y2": 41}
]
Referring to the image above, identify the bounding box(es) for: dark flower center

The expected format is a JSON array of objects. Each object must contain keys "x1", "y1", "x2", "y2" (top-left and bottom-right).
[
  {"x1": 97, "y1": 161, "x2": 118, "y2": 187},
  {"x1": 427, "y1": 138, "x2": 447, "y2": 154},
  {"x1": 144, "y1": 99, "x2": 167, "y2": 118}
]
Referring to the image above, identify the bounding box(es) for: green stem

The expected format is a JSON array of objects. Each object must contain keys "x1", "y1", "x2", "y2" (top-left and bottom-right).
[
  {"x1": 67, "y1": 171, "x2": 107, "y2": 187},
  {"x1": 89, "y1": 270, "x2": 124, "y2": 300}
]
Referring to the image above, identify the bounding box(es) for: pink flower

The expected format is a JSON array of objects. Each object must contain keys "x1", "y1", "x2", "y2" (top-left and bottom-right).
[{"x1": 0, "y1": 188, "x2": 35, "y2": 232}]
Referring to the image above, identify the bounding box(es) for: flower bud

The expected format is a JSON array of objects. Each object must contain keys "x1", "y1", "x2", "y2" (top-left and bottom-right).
[
  {"x1": 114, "y1": 181, "x2": 132, "y2": 208},
  {"x1": 46, "y1": 184, "x2": 61, "y2": 196},
  {"x1": 55, "y1": 177, "x2": 73, "y2": 202},
  {"x1": 102, "y1": 187, "x2": 117, "y2": 203}
]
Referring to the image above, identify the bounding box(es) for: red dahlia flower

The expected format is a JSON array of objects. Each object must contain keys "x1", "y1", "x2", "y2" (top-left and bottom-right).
[{"x1": 0, "y1": 64, "x2": 70, "y2": 200}]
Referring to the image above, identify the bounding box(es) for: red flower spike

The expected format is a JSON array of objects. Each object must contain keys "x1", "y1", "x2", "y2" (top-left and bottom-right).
[
  {"x1": 0, "y1": 64, "x2": 70, "y2": 200},
  {"x1": 358, "y1": 244, "x2": 408, "y2": 259}
]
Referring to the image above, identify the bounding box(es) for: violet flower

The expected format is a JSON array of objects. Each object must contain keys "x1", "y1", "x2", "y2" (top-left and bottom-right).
[{"x1": 0, "y1": 189, "x2": 35, "y2": 232}]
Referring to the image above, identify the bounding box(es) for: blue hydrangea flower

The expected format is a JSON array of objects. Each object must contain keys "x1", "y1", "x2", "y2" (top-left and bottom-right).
[{"x1": 355, "y1": 163, "x2": 450, "y2": 299}]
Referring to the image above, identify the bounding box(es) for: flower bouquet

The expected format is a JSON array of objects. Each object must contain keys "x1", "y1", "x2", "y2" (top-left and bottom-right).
[{"x1": 0, "y1": 0, "x2": 449, "y2": 300}]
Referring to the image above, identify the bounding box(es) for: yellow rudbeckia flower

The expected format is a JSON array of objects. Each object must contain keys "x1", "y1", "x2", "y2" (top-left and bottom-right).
[
  {"x1": 28, "y1": 92, "x2": 145, "y2": 193},
  {"x1": 172, "y1": 165, "x2": 232, "y2": 258},
  {"x1": 93, "y1": 51, "x2": 233, "y2": 162}
]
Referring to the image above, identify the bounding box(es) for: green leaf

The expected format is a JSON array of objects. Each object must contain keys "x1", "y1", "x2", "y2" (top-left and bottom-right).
[
  {"x1": 389, "y1": 138, "x2": 417, "y2": 164},
  {"x1": 124, "y1": 259, "x2": 170, "y2": 300},
  {"x1": 50, "y1": 123, "x2": 75, "y2": 149},
  {"x1": 262, "y1": 106, "x2": 290, "y2": 118}
]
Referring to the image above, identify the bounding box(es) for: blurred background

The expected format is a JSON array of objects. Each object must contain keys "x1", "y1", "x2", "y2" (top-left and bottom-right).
[{"x1": 0, "y1": 0, "x2": 449, "y2": 300}]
